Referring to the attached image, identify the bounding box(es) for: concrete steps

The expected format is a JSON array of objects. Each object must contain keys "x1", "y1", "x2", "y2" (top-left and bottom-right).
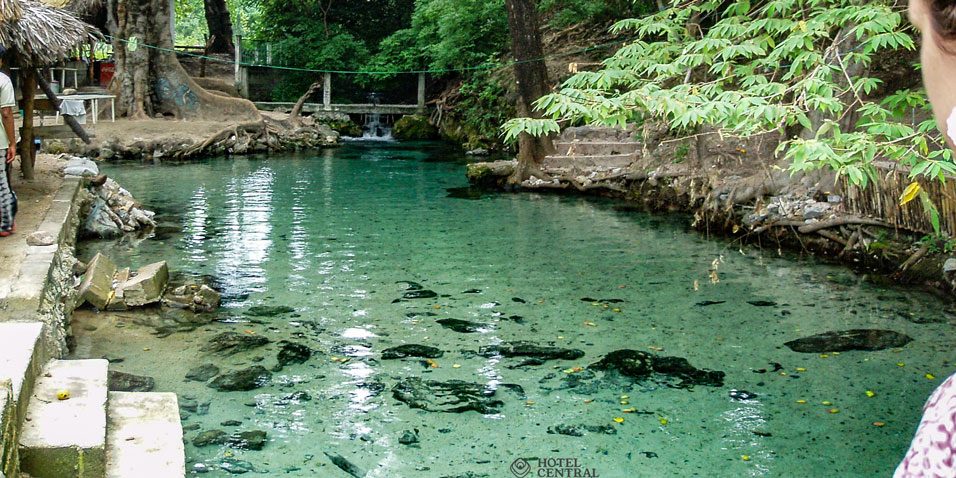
[
  {"x1": 106, "y1": 392, "x2": 185, "y2": 478},
  {"x1": 554, "y1": 141, "x2": 640, "y2": 156},
  {"x1": 560, "y1": 125, "x2": 637, "y2": 142},
  {"x1": 19, "y1": 359, "x2": 109, "y2": 478},
  {"x1": 0, "y1": 323, "x2": 46, "y2": 425},
  {"x1": 543, "y1": 153, "x2": 636, "y2": 170}
]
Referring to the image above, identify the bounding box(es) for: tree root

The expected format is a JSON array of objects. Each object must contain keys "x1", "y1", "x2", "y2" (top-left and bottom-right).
[
  {"x1": 898, "y1": 244, "x2": 930, "y2": 273},
  {"x1": 797, "y1": 217, "x2": 890, "y2": 234}
]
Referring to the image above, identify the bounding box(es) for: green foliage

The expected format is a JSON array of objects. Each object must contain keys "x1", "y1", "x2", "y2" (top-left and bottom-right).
[
  {"x1": 458, "y1": 68, "x2": 516, "y2": 146},
  {"x1": 539, "y1": 0, "x2": 655, "y2": 28},
  {"x1": 504, "y1": 0, "x2": 956, "y2": 231},
  {"x1": 174, "y1": 0, "x2": 260, "y2": 45}
]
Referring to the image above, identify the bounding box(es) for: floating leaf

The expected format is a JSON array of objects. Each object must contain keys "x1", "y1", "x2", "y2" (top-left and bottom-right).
[
  {"x1": 872, "y1": 421, "x2": 886, "y2": 427},
  {"x1": 925, "y1": 373, "x2": 936, "y2": 380},
  {"x1": 452, "y1": 364, "x2": 461, "y2": 369},
  {"x1": 796, "y1": 367, "x2": 807, "y2": 372},
  {"x1": 896, "y1": 362, "x2": 905, "y2": 367},
  {"x1": 796, "y1": 399, "x2": 807, "y2": 404},
  {"x1": 865, "y1": 390, "x2": 876, "y2": 397},
  {"x1": 741, "y1": 455, "x2": 751, "y2": 462},
  {"x1": 821, "y1": 401, "x2": 833, "y2": 406},
  {"x1": 828, "y1": 408, "x2": 840, "y2": 414},
  {"x1": 658, "y1": 417, "x2": 668, "y2": 426},
  {"x1": 613, "y1": 417, "x2": 625, "y2": 423}
]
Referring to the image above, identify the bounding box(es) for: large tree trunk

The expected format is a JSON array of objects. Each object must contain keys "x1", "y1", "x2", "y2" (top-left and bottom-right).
[
  {"x1": 505, "y1": 0, "x2": 554, "y2": 185},
  {"x1": 107, "y1": 0, "x2": 259, "y2": 122},
  {"x1": 203, "y1": 0, "x2": 235, "y2": 55}
]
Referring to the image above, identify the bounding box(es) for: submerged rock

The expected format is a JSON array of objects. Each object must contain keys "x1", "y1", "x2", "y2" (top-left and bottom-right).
[
  {"x1": 204, "y1": 332, "x2": 270, "y2": 355},
  {"x1": 208, "y1": 366, "x2": 272, "y2": 391},
  {"x1": 219, "y1": 458, "x2": 256, "y2": 474},
  {"x1": 436, "y1": 318, "x2": 486, "y2": 333},
  {"x1": 547, "y1": 424, "x2": 617, "y2": 437},
  {"x1": 784, "y1": 329, "x2": 913, "y2": 353},
  {"x1": 193, "y1": 429, "x2": 228, "y2": 447},
  {"x1": 244, "y1": 305, "x2": 296, "y2": 317},
  {"x1": 228, "y1": 430, "x2": 268, "y2": 450},
  {"x1": 478, "y1": 341, "x2": 584, "y2": 361},
  {"x1": 185, "y1": 363, "x2": 221, "y2": 382},
  {"x1": 324, "y1": 452, "x2": 365, "y2": 478},
  {"x1": 392, "y1": 290, "x2": 438, "y2": 302},
  {"x1": 398, "y1": 429, "x2": 419, "y2": 445},
  {"x1": 392, "y1": 377, "x2": 503, "y2": 413},
  {"x1": 107, "y1": 371, "x2": 155, "y2": 392},
  {"x1": 276, "y1": 341, "x2": 312, "y2": 369},
  {"x1": 163, "y1": 284, "x2": 222, "y2": 313},
  {"x1": 589, "y1": 350, "x2": 725, "y2": 388},
  {"x1": 382, "y1": 344, "x2": 444, "y2": 359}
]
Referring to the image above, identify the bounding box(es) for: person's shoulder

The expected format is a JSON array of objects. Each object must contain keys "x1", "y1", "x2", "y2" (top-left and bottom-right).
[{"x1": 0, "y1": 72, "x2": 11, "y2": 86}]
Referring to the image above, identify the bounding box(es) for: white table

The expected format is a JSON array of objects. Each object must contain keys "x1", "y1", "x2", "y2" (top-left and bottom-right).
[{"x1": 55, "y1": 94, "x2": 116, "y2": 124}]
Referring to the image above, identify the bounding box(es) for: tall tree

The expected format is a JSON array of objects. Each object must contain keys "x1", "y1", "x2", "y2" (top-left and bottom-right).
[
  {"x1": 107, "y1": 0, "x2": 259, "y2": 121},
  {"x1": 203, "y1": 0, "x2": 234, "y2": 54},
  {"x1": 505, "y1": 0, "x2": 554, "y2": 184}
]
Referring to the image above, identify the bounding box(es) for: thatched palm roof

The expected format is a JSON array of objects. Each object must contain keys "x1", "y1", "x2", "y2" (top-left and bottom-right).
[
  {"x1": 0, "y1": 0, "x2": 95, "y2": 65},
  {"x1": 0, "y1": 0, "x2": 24, "y2": 22}
]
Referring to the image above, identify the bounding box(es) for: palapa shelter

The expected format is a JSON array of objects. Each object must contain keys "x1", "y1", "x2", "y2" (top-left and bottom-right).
[{"x1": 0, "y1": 0, "x2": 95, "y2": 178}]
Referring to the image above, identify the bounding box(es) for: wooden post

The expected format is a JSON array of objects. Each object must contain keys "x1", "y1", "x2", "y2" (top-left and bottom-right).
[
  {"x1": 417, "y1": 73, "x2": 426, "y2": 114},
  {"x1": 266, "y1": 43, "x2": 272, "y2": 65},
  {"x1": 323, "y1": 72, "x2": 331, "y2": 111},
  {"x1": 18, "y1": 67, "x2": 35, "y2": 180},
  {"x1": 35, "y1": 74, "x2": 91, "y2": 144},
  {"x1": 88, "y1": 40, "x2": 95, "y2": 86}
]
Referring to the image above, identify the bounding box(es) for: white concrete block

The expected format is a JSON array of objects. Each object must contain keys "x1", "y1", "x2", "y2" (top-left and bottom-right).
[
  {"x1": 106, "y1": 392, "x2": 185, "y2": 478},
  {"x1": 0, "y1": 323, "x2": 45, "y2": 413},
  {"x1": 19, "y1": 359, "x2": 108, "y2": 478}
]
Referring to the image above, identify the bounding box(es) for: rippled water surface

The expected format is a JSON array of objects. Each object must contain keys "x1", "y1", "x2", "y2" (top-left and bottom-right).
[{"x1": 73, "y1": 142, "x2": 956, "y2": 477}]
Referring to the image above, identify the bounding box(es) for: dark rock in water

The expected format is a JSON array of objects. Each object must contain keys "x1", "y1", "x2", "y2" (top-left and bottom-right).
[
  {"x1": 747, "y1": 300, "x2": 777, "y2": 307},
  {"x1": 179, "y1": 397, "x2": 210, "y2": 415},
  {"x1": 244, "y1": 305, "x2": 295, "y2": 317},
  {"x1": 203, "y1": 332, "x2": 270, "y2": 355},
  {"x1": 193, "y1": 429, "x2": 228, "y2": 447},
  {"x1": 436, "y1": 318, "x2": 486, "y2": 333},
  {"x1": 547, "y1": 424, "x2": 617, "y2": 437},
  {"x1": 784, "y1": 329, "x2": 913, "y2": 353},
  {"x1": 590, "y1": 350, "x2": 725, "y2": 388},
  {"x1": 729, "y1": 389, "x2": 757, "y2": 401},
  {"x1": 228, "y1": 430, "x2": 268, "y2": 450},
  {"x1": 399, "y1": 429, "x2": 420, "y2": 445},
  {"x1": 478, "y1": 341, "x2": 584, "y2": 361},
  {"x1": 580, "y1": 297, "x2": 597, "y2": 302},
  {"x1": 695, "y1": 300, "x2": 726, "y2": 307},
  {"x1": 446, "y1": 187, "x2": 485, "y2": 200},
  {"x1": 402, "y1": 290, "x2": 438, "y2": 300},
  {"x1": 276, "y1": 341, "x2": 312, "y2": 368},
  {"x1": 208, "y1": 366, "x2": 272, "y2": 391},
  {"x1": 185, "y1": 363, "x2": 221, "y2": 382},
  {"x1": 507, "y1": 358, "x2": 545, "y2": 369},
  {"x1": 324, "y1": 452, "x2": 365, "y2": 478},
  {"x1": 281, "y1": 391, "x2": 312, "y2": 402},
  {"x1": 219, "y1": 458, "x2": 255, "y2": 474},
  {"x1": 382, "y1": 344, "x2": 444, "y2": 359},
  {"x1": 221, "y1": 420, "x2": 242, "y2": 426},
  {"x1": 505, "y1": 315, "x2": 525, "y2": 324},
  {"x1": 512, "y1": 297, "x2": 526, "y2": 303},
  {"x1": 392, "y1": 377, "x2": 503, "y2": 413},
  {"x1": 108, "y1": 371, "x2": 155, "y2": 392},
  {"x1": 439, "y1": 473, "x2": 490, "y2": 478},
  {"x1": 462, "y1": 289, "x2": 482, "y2": 294}
]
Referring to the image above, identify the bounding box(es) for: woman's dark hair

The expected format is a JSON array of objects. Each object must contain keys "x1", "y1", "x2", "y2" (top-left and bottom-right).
[{"x1": 931, "y1": 0, "x2": 956, "y2": 42}]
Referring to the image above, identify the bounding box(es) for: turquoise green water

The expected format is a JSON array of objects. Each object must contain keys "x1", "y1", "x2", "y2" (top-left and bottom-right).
[{"x1": 73, "y1": 142, "x2": 956, "y2": 477}]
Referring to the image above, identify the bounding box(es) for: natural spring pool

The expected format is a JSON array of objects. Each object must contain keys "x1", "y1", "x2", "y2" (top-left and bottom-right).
[{"x1": 71, "y1": 141, "x2": 956, "y2": 477}]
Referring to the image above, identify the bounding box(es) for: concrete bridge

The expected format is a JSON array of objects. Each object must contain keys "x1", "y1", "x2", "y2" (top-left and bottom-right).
[{"x1": 244, "y1": 70, "x2": 427, "y2": 116}]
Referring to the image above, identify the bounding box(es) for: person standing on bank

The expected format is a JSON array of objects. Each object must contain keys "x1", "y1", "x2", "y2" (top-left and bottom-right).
[
  {"x1": 0, "y1": 46, "x2": 17, "y2": 238},
  {"x1": 895, "y1": 0, "x2": 956, "y2": 475}
]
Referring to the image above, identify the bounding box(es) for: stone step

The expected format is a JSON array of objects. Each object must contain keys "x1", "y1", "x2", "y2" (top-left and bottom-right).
[
  {"x1": 19, "y1": 359, "x2": 108, "y2": 478},
  {"x1": 0, "y1": 323, "x2": 46, "y2": 424},
  {"x1": 106, "y1": 392, "x2": 185, "y2": 478},
  {"x1": 543, "y1": 154, "x2": 636, "y2": 170},
  {"x1": 560, "y1": 125, "x2": 637, "y2": 143},
  {"x1": 553, "y1": 141, "x2": 640, "y2": 156}
]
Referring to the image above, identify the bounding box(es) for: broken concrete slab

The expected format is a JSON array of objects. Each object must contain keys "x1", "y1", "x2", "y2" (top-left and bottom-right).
[
  {"x1": 0, "y1": 322, "x2": 46, "y2": 419},
  {"x1": 77, "y1": 253, "x2": 117, "y2": 310},
  {"x1": 119, "y1": 261, "x2": 169, "y2": 307},
  {"x1": 19, "y1": 359, "x2": 109, "y2": 478},
  {"x1": 106, "y1": 392, "x2": 185, "y2": 478},
  {"x1": 106, "y1": 268, "x2": 131, "y2": 311}
]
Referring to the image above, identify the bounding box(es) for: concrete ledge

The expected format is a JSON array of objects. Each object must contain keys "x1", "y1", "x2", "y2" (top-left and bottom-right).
[
  {"x1": 0, "y1": 323, "x2": 45, "y2": 425},
  {"x1": 1, "y1": 380, "x2": 18, "y2": 478},
  {"x1": 19, "y1": 359, "x2": 108, "y2": 478},
  {"x1": 106, "y1": 392, "x2": 185, "y2": 478}
]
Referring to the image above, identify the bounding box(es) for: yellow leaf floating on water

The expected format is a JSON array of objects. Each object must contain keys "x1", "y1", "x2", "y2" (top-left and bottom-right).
[
  {"x1": 583, "y1": 399, "x2": 594, "y2": 404},
  {"x1": 613, "y1": 417, "x2": 624, "y2": 424},
  {"x1": 741, "y1": 455, "x2": 751, "y2": 462},
  {"x1": 828, "y1": 408, "x2": 840, "y2": 414},
  {"x1": 866, "y1": 390, "x2": 876, "y2": 397},
  {"x1": 693, "y1": 280, "x2": 699, "y2": 291},
  {"x1": 563, "y1": 366, "x2": 584, "y2": 374},
  {"x1": 796, "y1": 399, "x2": 807, "y2": 404},
  {"x1": 426, "y1": 359, "x2": 439, "y2": 369},
  {"x1": 926, "y1": 373, "x2": 936, "y2": 380},
  {"x1": 620, "y1": 395, "x2": 629, "y2": 400},
  {"x1": 612, "y1": 308, "x2": 622, "y2": 313},
  {"x1": 620, "y1": 400, "x2": 629, "y2": 405},
  {"x1": 821, "y1": 401, "x2": 833, "y2": 406},
  {"x1": 659, "y1": 417, "x2": 668, "y2": 426},
  {"x1": 897, "y1": 362, "x2": 906, "y2": 367},
  {"x1": 622, "y1": 407, "x2": 637, "y2": 413},
  {"x1": 525, "y1": 400, "x2": 535, "y2": 406},
  {"x1": 452, "y1": 364, "x2": 461, "y2": 368},
  {"x1": 583, "y1": 321, "x2": 597, "y2": 327},
  {"x1": 872, "y1": 421, "x2": 886, "y2": 427},
  {"x1": 819, "y1": 354, "x2": 829, "y2": 359},
  {"x1": 796, "y1": 367, "x2": 807, "y2": 373}
]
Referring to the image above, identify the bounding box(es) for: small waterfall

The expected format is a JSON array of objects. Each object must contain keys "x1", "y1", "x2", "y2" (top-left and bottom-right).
[{"x1": 361, "y1": 93, "x2": 393, "y2": 140}]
